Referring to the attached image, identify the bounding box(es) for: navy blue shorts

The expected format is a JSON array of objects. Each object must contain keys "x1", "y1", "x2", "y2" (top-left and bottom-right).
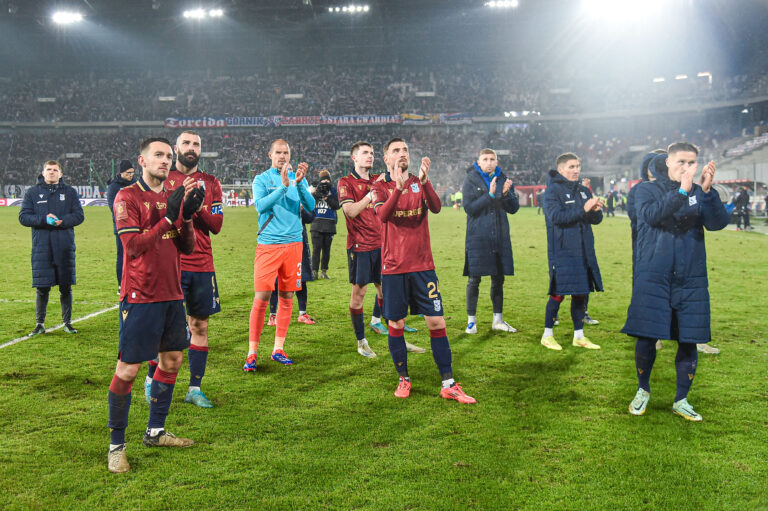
[
  {"x1": 381, "y1": 270, "x2": 444, "y2": 321},
  {"x1": 347, "y1": 248, "x2": 382, "y2": 286},
  {"x1": 118, "y1": 299, "x2": 189, "y2": 363},
  {"x1": 181, "y1": 271, "x2": 221, "y2": 318}
]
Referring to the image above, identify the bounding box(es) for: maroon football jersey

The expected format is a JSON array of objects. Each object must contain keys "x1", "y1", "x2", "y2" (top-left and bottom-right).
[
  {"x1": 338, "y1": 171, "x2": 382, "y2": 251},
  {"x1": 371, "y1": 174, "x2": 441, "y2": 275},
  {"x1": 114, "y1": 178, "x2": 192, "y2": 303},
  {"x1": 166, "y1": 169, "x2": 223, "y2": 273}
]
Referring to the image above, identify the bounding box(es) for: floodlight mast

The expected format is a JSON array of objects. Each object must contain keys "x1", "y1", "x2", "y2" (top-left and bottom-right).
[{"x1": 52, "y1": 11, "x2": 83, "y2": 24}]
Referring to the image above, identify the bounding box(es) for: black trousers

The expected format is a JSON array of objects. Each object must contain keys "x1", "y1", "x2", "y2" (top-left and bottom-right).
[{"x1": 311, "y1": 232, "x2": 333, "y2": 272}]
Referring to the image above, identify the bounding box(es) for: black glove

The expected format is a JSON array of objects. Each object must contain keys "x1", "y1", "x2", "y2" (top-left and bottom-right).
[
  {"x1": 165, "y1": 186, "x2": 184, "y2": 223},
  {"x1": 182, "y1": 187, "x2": 205, "y2": 220}
]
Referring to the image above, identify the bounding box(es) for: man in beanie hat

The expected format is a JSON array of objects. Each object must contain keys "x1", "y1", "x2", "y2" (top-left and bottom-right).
[{"x1": 107, "y1": 159, "x2": 136, "y2": 287}]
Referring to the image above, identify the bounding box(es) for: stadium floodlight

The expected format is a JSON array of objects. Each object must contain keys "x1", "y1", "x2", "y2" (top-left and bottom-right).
[
  {"x1": 674, "y1": 74, "x2": 688, "y2": 80},
  {"x1": 652, "y1": 77, "x2": 665, "y2": 83},
  {"x1": 485, "y1": 0, "x2": 519, "y2": 8},
  {"x1": 209, "y1": 9, "x2": 224, "y2": 17},
  {"x1": 52, "y1": 11, "x2": 83, "y2": 24},
  {"x1": 583, "y1": 0, "x2": 664, "y2": 21},
  {"x1": 183, "y1": 8, "x2": 206, "y2": 19},
  {"x1": 329, "y1": 4, "x2": 369, "y2": 14}
]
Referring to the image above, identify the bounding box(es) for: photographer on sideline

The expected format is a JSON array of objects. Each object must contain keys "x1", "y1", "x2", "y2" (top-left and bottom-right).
[{"x1": 310, "y1": 169, "x2": 340, "y2": 279}]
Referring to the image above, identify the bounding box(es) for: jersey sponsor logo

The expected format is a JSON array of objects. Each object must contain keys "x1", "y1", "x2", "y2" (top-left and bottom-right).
[
  {"x1": 161, "y1": 229, "x2": 179, "y2": 240},
  {"x1": 168, "y1": 179, "x2": 176, "y2": 187},
  {"x1": 565, "y1": 200, "x2": 575, "y2": 204},
  {"x1": 115, "y1": 201, "x2": 128, "y2": 221},
  {"x1": 156, "y1": 202, "x2": 167, "y2": 210},
  {"x1": 393, "y1": 207, "x2": 422, "y2": 218},
  {"x1": 688, "y1": 195, "x2": 697, "y2": 206},
  {"x1": 39, "y1": 193, "x2": 44, "y2": 198}
]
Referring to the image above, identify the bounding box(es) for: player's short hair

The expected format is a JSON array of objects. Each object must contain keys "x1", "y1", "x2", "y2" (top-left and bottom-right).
[
  {"x1": 350, "y1": 141, "x2": 373, "y2": 155},
  {"x1": 477, "y1": 148, "x2": 497, "y2": 158},
  {"x1": 383, "y1": 137, "x2": 406, "y2": 154},
  {"x1": 140, "y1": 137, "x2": 172, "y2": 154},
  {"x1": 176, "y1": 130, "x2": 201, "y2": 143},
  {"x1": 667, "y1": 142, "x2": 699, "y2": 156},
  {"x1": 43, "y1": 160, "x2": 61, "y2": 170},
  {"x1": 269, "y1": 138, "x2": 290, "y2": 153},
  {"x1": 556, "y1": 152, "x2": 580, "y2": 168}
]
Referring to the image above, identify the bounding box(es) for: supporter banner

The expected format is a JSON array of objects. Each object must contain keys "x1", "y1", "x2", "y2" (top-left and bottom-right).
[
  {"x1": 164, "y1": 115, "x2": 402, "y2": 128},
  {"x1": 439, "y1": 113, "x2": 472, "y2": 125},
  {"x1": 401, "y1": 113, "x2": 438, "y2": 125}
]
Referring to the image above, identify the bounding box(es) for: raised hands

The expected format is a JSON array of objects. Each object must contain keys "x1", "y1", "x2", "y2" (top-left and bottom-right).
[
  {"x1": 295, "y1": 162, "x2": 308, "y2": 184},
  {"x1": 489, "y1": 176, "x2": 497, "y2": 196},
  {"x1": 680, "y1": 164, "x2": 697, "y2": 193},
  {"x1": 502, "y1": 178, "x2": 513, "y2": 196},
  {"x1": 280, "y1": 162, "x2": 292, "y2": 187},
  {"x1": 418, "y1": 157, "x2": 431, "y2": 185},
  {"x1": 700, "y1": 161, "x2": 716, "y2": 193},
  {"x1": 583, "y1": 196, "x2": 603, "y2": 212}
]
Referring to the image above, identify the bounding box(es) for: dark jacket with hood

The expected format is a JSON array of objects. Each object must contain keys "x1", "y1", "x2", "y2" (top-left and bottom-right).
[
  {"x1": 107, "y1": 174, "x2": 135, "y2": 233},
  {"x1": 462, "y1": 163, "x2": 519, "y2": 276},
  {"x1": 542, "y1": 169, "x2": 603, "y2": 295},
  {"x1": 621, "y1": 161, "x2": 729, "y2": 343},
  {"x1": 628, "y1": 153, "x2": 666, "y2": 269},
  {"x1": 19, "y1": 175, "x2": 84, "y2": 288}
]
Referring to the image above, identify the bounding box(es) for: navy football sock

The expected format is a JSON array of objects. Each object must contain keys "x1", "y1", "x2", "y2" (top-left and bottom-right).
[
  {"x1": 429, "y1": 328, "x2": 453, "y2": 381},
  {"x1": 372, "y1": 296, "x2": 382, "y2": 320},
  {"x1": 147, "y1": 359, "x2": 158, "y2": 379},
  {"x1": 544, "y1": 295, "x2": 563, "y2": 328},
  {"x1": 350, "y1": 307, "x2": 365, "y2": 341},
  {"x1": 269, "y1": 290, "x2": 278, "y2": 315},
  {"x1": 188, "y1": 345, "x2": 208, "y2": 388},
  {"x1": 571, "y1": 295, "x2": 586, "y2": 330},
  {"x1": 148, "y1": 368, "x2": 177, "y2": 430},
  {"x1": 674, "y1": 342, "x2": 698, "y2": 401},
  {"x1": 388, "y1": 326, "x2": 408, "y2": 378},
  {"x1": 635, "y1": 337, "x2": 657, "y2": 392},
  {"x1": 108, "y1": 374, "x2": 133, "y2": 445}
]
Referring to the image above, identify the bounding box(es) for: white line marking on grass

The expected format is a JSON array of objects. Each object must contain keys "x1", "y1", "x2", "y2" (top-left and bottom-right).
[{"x1": 0, "y1": 304, "x2": 118, "y2": 350}]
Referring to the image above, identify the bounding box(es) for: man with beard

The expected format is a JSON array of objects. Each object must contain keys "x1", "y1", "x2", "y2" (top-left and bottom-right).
[
  {"x1": 107, "y1": 137, "x2": 205, "y2": 473},
  {"x1": 371, "y1": 138, "x2": 475, "y2": 403},
  {"x1": 156, "y1": 131, "x2": 224, "y2": 409},
  {"x1": 540, "y1": 153, "x2": 604, "y2": 351}
]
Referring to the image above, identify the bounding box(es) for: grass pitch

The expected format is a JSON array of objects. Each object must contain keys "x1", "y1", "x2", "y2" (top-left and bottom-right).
[{"x1": 0, "y1": 205, "x2": 766, "y2": 510}]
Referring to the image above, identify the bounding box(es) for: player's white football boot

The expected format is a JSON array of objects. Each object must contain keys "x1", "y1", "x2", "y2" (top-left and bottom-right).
[
  {"x1": 357, "y1": 339, "x2": 377, "y2": 358},
  {"x1": 465, "y1": 322, "x2": 477, "y2": 334},
  {"x1": 492, "y1": 320, "x2": 517, "y2": 333}
]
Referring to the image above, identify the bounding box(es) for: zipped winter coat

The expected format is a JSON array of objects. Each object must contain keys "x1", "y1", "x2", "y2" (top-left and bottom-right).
[
  {"x1": 621, "y1": 166, "x2": 729, "y2": 343},
  {"x1": 542, "y1": 170, "x2": 603, "y2": 296},
  {"x1": 19, "y1": 176, "x2": 84, "y2": 288},
  {"x1": 462, "y1": 165, "x2": 519, "y2": 277}
]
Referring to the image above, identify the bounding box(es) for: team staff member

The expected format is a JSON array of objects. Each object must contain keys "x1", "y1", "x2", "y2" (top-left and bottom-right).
[
  {"x1": 540, "y1": 153, "x2": 604, "y2": 351},
  {"x1": 162, "y1": 130, "x2": 224, "y2": 408},
  {"x1": 372, "y1": 138, "x2": 475, "y2": 403},
  {"x1": 107, "y1": 137, "x2": 205, "y2": 473},
  {"x1": 245, "y1": 139, "x2": 315, "y2": 370},
  {"x1": 19, "y1": 160, "x2": 84, "y2": 336},
  {"x1": 623, "y1": 142, "x2": 729, "y2": 421},
  {"x1": 461, "y1": 148, "x2": 519, "y2": 334},
  {"x1": 107, "y1": 160, "x2": 135, "y2": 287}
]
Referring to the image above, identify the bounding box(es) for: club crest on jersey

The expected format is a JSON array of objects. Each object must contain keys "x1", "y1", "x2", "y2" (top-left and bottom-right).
[
  {"x1": 60, "y1": 194, "x2": 65, "y2": 201},
  {"x1": 410, "y1": 183, "x2": 420, "y2": 193},
  {"x1": 198, "y1": 181, "x2": 205, "y2": 190},
  {"x1": 39, "y1": 194, "x2": 43, "y2": 198},
  {"x1": 689, "y1": 195, "x2": 697, "y2": 206},
  {"x1": 433, "y1": 299, "x2": 442, "y2": 312},
  {"x1": 580, "y1": 191, "x2": 588, "y2": 199},
  {"x1": 339, "y1": 186, "x2": 347, "y2": 195},
  {"x1": 566, "y1": 193, "x2": 571, "y2": 198}
]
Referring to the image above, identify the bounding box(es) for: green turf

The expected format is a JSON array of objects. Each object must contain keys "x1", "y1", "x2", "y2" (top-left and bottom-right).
[{"x1": 0, "y1": 206, "x2": 766, "y2": 510}]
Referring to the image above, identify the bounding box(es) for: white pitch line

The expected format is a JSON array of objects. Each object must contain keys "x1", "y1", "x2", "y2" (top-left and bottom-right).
[{"x1": 0, "y1": 304, "x2": 119, "y2": 350}]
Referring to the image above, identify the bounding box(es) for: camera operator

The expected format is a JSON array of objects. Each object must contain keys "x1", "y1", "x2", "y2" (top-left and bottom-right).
[{"x1": 310, "y1": 169, "x2": 340, "y2": 279}]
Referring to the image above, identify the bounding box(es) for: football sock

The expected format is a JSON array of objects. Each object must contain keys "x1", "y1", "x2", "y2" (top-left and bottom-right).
[
  {"x1": 148, "y1": 368, "x2": 177, "y2": 429},
  {"x1": 442, "y1": 378, "x2": 455, "y2": 389},
  {"x1": 147, "y1": 359, "x2": 158, "y2": 379},
  {"x1": 429, "y1": 328, "x2": 453, "y2": 381},
  {"x1": 467, "y1": 315, "x2": 477, "y2": 325},
  {"x1": 574, "y1": 329, "x2": 585, "y2": 340},
  {"x1": 493, "y1": 313, "x2": 503, "y2": 323},
  {"x1": 372, "y1": 296, "x2": 382, "y2": 323},
  {"x1": 108, "y1": 374, "x2": 133, "y2": 446},
  {"x1": 543, "y1": 327, "x2": 554, "y2": 338},
  {"x1": 545, "y1": 295, "x2": 563, "y2": 328},
  {"x1": 299, "y1": 310, "x2": 307, "y2": 316},
  {"x1": 188, "y1": 344, "x2": 208, "y2": 388},
  {"x1": 490, "y1": 275, "x2": 504, "y2": 314},
  {"x1": 571, "y1": 295, "x2": 586, "y2": 330},
  {"x1": 635, "y1": 337, "x2": 657, "y2": 392},
  {"x1": 350, "y1": 307, "x2": 365, "y2": 341},
  {"x1": 275, "y1": 297, "x2": 292, "y2": 349},
  {"x1": 248, "y1": 298, "x2": 268, "y2": 353},
  {"x1": 387, "y1": 325, "x2": 408, "y2": 378},
  {"x1": 466, "y1": 276, "x2": 481, "y2": 316},
  {"x1": 268, "y1": 290, "x2": 278, "y2": 315},
  {"x1": 296, "y1": 283, "x2": 308, "y2": 312},
  {"x1": 674, "y1": 342, "x2": 698, "y2": 402}
]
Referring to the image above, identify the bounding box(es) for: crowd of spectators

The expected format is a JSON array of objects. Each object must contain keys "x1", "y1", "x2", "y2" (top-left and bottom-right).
[{"x1": 2, "y1": 64, "x2": 768, "y2": 123}]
